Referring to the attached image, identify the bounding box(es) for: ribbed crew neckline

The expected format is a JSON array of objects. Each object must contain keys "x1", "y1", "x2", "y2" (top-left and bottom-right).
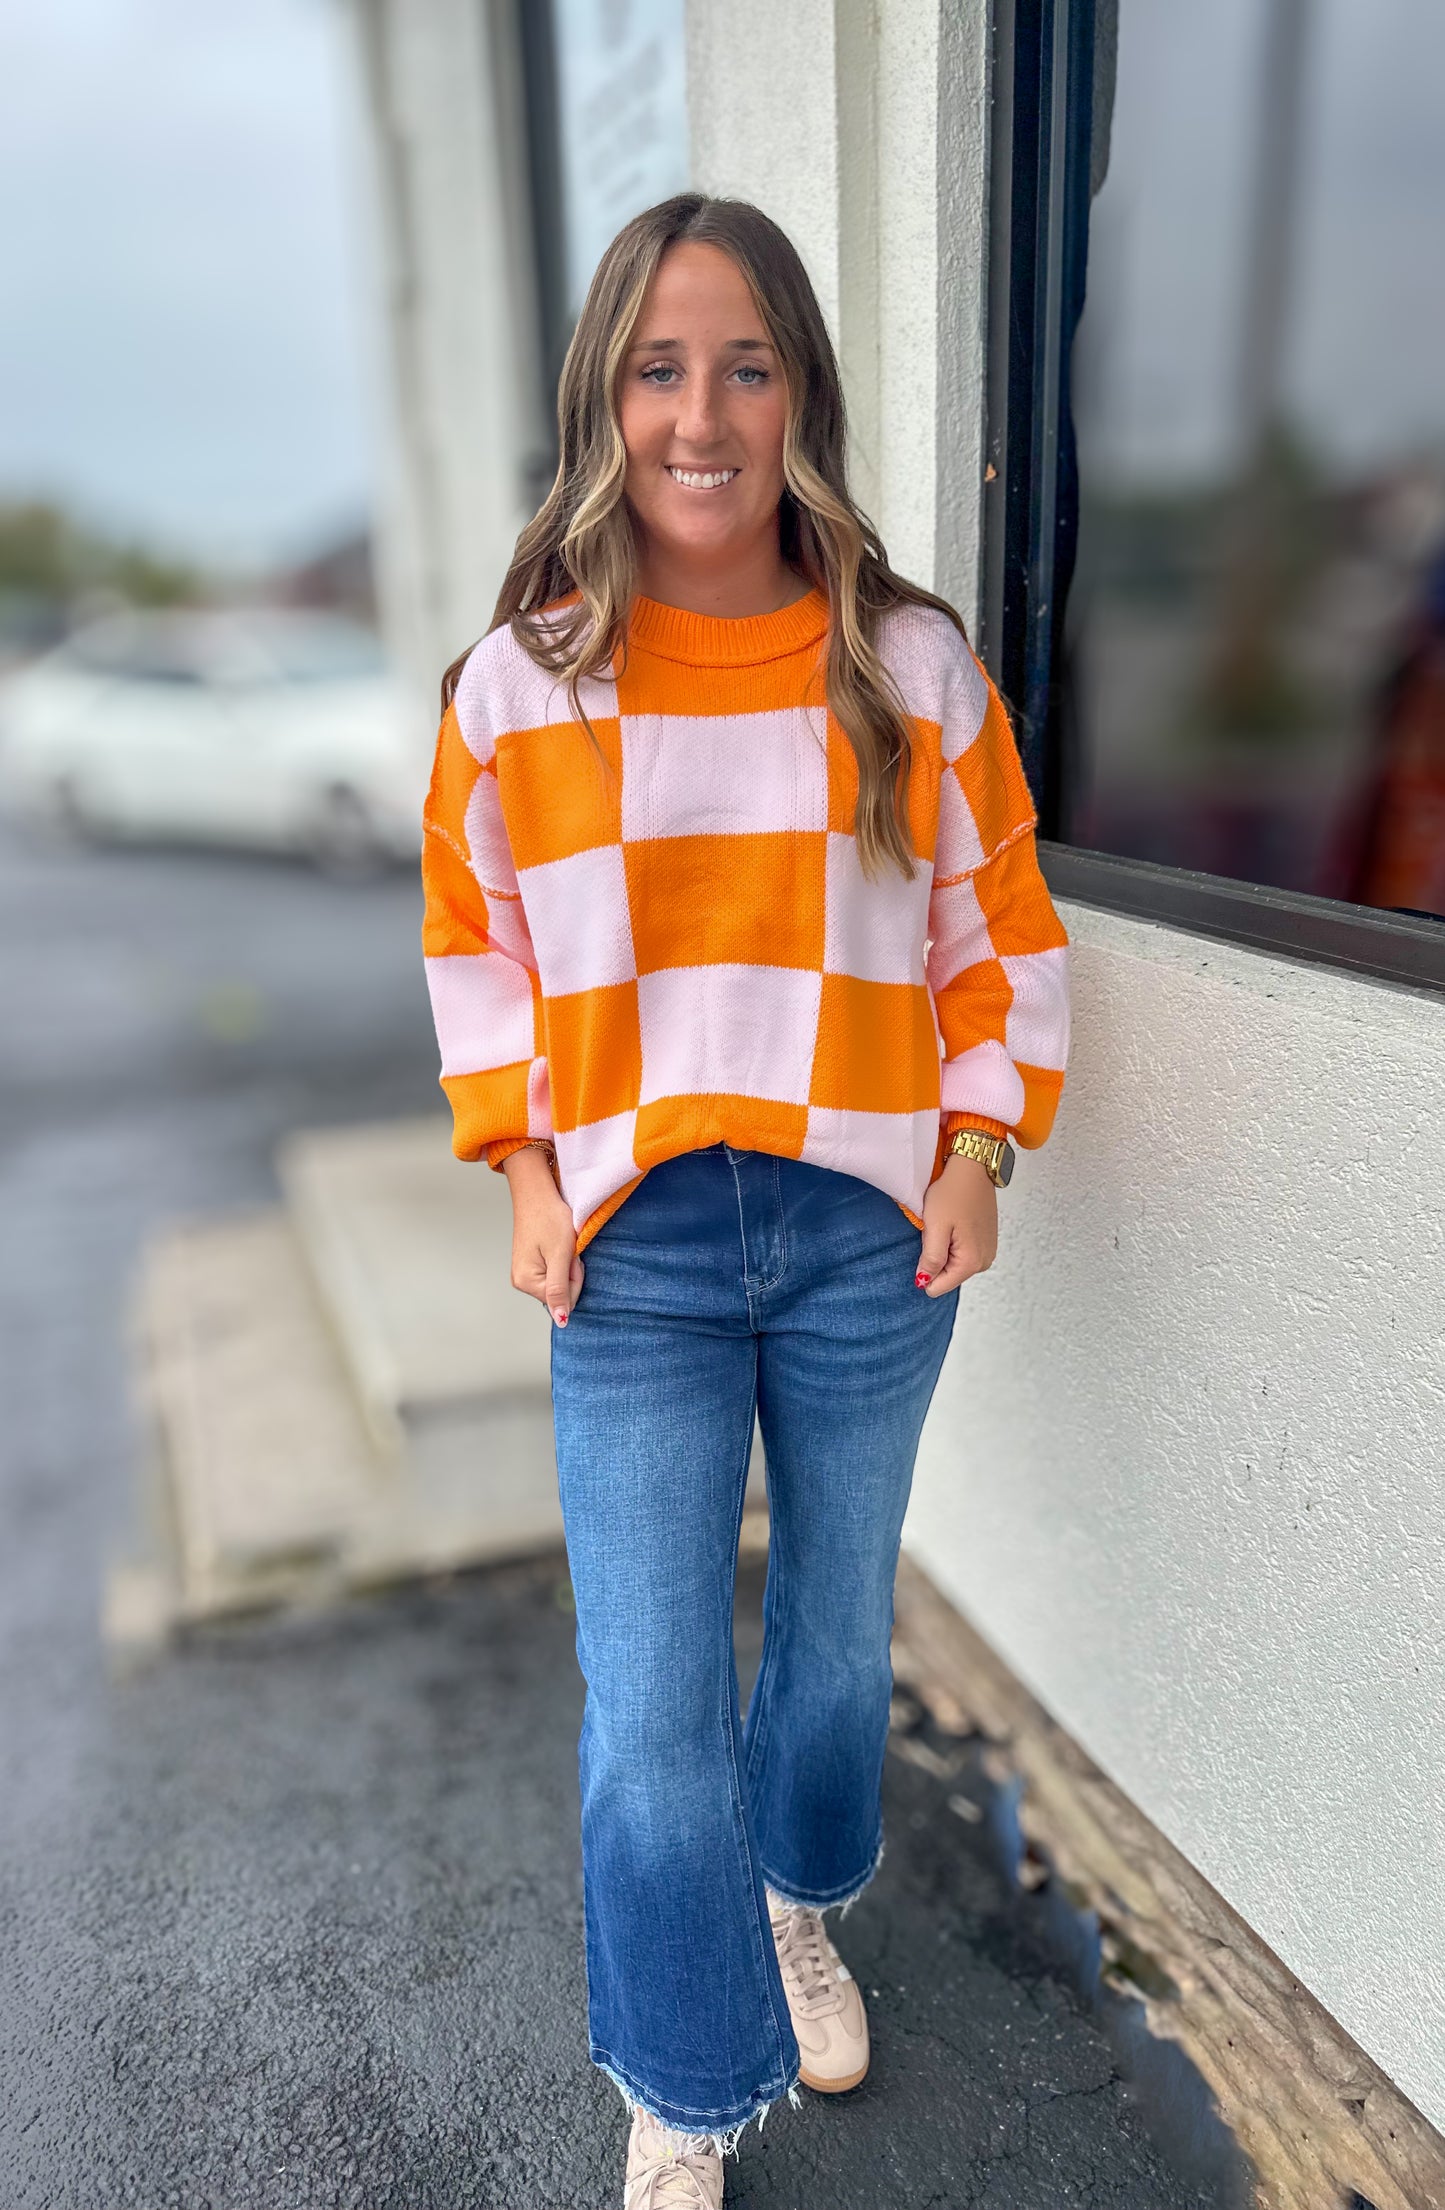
[{"x1": 627, "y1": 588, "x2": 828, "y2": 666}]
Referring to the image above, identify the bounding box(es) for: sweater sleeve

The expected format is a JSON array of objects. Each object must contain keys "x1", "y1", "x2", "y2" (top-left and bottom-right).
[
  {"x1": 925, "y1": 647, "x2": 1070, "y2": 1149},
  {"x1": 420, "y1": 691, "x2": 552, "y2": 1169}
]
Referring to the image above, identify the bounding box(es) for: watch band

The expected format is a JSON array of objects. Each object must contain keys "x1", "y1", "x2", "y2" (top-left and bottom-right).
[
  {"x1": 514, "y1": 1137, "x2": 559, "y2": 1177},
  {"x1": 946, "y1": 1126, "x2": 1015, "y2": 1188}
]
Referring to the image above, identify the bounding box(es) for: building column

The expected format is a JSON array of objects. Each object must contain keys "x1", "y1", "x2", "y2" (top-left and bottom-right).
[
  {"x1": 686, "y1": 0, "x2": 991, "y2": 628},
  {"x1": 347, "y1": 0, "x2": 549, "y2": 725}
]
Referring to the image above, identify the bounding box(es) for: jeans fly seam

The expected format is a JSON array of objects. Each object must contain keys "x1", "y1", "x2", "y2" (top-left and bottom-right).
[
  {"x1": 749, "y1": 1151, "x2": 789, "y2": 1293},
  {"x1": 731, "y1": 1147, "x2": 789, "y2": 1298},
  {"x1": 724, "y1": 1148, "x2": 754, "y2": 1302}
]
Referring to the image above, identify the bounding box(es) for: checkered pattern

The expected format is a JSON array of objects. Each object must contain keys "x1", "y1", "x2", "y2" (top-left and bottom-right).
[{"x1": 421, "y1": 590, "x2": 1070, "y2": 1249}]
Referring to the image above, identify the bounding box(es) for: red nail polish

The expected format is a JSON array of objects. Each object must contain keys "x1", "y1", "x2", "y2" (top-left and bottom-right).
[
  {"x1": 915, "y1": 1271, "x2": 931, "y2": 1288},
  {"x1": 553, "y1": 1307, "x2": 568, "y2": 1327}
]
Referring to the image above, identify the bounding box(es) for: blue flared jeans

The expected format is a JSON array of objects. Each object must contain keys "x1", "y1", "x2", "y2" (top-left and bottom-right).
[{"x1": 549, "y1": 1145, "x2": 959, "y2": 2136}]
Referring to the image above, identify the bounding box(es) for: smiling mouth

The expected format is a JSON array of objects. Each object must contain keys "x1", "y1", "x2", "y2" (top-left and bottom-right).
[{"x1": 666, "y1": 466, "x2": 740, "y2": 490}]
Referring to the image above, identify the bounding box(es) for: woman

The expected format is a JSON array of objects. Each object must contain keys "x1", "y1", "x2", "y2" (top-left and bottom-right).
[{"x1": 421, "y1": 193, "x2": 1070, "y2": 2207}]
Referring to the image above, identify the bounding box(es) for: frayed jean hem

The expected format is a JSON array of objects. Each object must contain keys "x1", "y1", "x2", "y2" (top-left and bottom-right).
[
  {"x1": 762, "y1": 1834, "x2": 884, "y2": 1916},
  {"x1": 592, "y1": 2047, "x2": 799, "y2": 2150}
]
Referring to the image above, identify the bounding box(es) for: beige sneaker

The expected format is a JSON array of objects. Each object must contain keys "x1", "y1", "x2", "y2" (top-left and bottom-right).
[
  {"x1": 768, "y1": 1891, "x2": 870, "y2": 2093},
  {"x1": 624, "y1": 2109, "x2": 724, "y2": 2208}
]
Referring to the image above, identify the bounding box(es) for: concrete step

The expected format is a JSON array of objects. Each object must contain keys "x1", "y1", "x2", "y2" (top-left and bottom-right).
[
  {"x1": 121, "y1": 1202, "x2": 563, "y2": 1634},
  {"x1": 276, "y1": 1116, "x2": 566, "y2": 1567},
  {"x1": 126, "y1": 1210, "x2": 388, "y2": 1624},
  {"x1": 278, "y1": 1113, "x2": 763, "y2": 1507},
  {"x1": 115, "y1": 1117, "x2": 766, "y2": 1639},
  {"x1": 276, "y1": 1116, "x2": 553, "y2": 1458}
]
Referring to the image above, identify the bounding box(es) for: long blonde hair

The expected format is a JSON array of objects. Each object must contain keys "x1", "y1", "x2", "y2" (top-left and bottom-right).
[{"x1": 443, "y1": 192, "x2": 969, "y2": 881}]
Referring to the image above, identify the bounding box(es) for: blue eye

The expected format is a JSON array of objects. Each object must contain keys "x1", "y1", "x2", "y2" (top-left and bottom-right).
[
  {"x1": 641, "y1": 363, "x2": 679, "y2": 385},
  {"x1": 734, "y1": 365, "x2": 768, "y2": 385}
]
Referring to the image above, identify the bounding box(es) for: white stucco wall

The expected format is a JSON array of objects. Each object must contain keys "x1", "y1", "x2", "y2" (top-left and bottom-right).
[
  {"x1": 908, "y1": 904, "x2": 1445, "y2": 2128},
  {"x1": 687, "y1": 0, "x2": 989, "y2": 623},
  {"x1": 688, "y1": 0, "x2": 1445, "y2": 2132},
  {"x1": 686, "y1": 0, "x2": 844, "y2": 335}
]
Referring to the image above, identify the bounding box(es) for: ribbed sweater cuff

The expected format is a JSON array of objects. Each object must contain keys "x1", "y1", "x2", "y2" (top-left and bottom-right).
[{"x1": 943, "y1": 1111, "x2": 1012, "y2": 1143}]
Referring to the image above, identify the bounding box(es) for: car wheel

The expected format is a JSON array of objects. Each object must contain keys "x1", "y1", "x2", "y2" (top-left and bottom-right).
[{"x1": 307, "y1": 784, "x2": 389, "y2": 879}]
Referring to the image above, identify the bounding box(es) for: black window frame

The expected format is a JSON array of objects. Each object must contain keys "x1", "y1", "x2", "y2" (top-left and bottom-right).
[
  {"x1": 516, "y1": 0, "x2": 570, "y2": 434},
  {"x1": 982, "y1": 0, "x2": 1445, "y2": 1000}
]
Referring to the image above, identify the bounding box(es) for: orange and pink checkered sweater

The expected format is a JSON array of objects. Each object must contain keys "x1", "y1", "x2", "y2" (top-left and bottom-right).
[{"x1": 421, "y1": 588, "x2": 1070, "y2": 1251}]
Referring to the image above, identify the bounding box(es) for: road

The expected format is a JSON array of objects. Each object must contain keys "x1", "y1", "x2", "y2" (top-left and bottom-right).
[{"x1": 0, "y1": 823, "x2": 1247, "y2": 2208}]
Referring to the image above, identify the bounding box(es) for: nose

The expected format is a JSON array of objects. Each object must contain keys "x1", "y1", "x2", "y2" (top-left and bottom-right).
[{"x1": 674, "y1": 371, "x2": 723, "y2": 449}]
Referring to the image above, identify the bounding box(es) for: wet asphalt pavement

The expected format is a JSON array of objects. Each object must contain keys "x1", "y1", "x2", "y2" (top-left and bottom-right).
[{"x1": 0, "y1": 824, "x2": 1247, "y2": 2208}]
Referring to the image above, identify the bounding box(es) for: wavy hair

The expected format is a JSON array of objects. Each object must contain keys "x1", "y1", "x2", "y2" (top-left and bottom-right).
[{"x1": 442, "y1": 192, "x2": 969, "y2": 881}]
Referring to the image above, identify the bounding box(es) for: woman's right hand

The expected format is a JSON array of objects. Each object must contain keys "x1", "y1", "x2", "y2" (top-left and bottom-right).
[{"x1": 502, "y1": 1146, "x2": 584, "y2": 1327}]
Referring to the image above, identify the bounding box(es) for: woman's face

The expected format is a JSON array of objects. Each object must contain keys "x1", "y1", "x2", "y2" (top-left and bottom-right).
[{"x1": 617, "y1": 240, "x2": 789, "y2": 573}]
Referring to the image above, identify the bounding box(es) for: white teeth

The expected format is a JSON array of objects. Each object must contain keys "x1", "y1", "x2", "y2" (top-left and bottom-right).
[{"x1": 668, "y1": 467, "x2": 736, "y2": 488}]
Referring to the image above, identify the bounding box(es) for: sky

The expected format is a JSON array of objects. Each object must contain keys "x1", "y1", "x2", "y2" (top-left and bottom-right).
[
  {"x1": 1079, "y1": 0, "x2": 1445, "y2": 488},
  {"x1": 0, "y1": 0, "x2": 376, "y2": 569}
]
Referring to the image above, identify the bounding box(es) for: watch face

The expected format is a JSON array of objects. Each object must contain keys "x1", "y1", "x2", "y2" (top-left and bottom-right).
[{"x1": 995, "y1": 1143, "x2": 1015, "y2": 1186}]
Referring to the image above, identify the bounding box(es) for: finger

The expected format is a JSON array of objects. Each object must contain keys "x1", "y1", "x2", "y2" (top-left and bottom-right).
[
  {"x1": 544, "y1": 1243, "x2": 577, "y2": 1327},
  {"x1": 924, "y1": 1233, "x2": 982, "y2": 1297},
  {"x1": 511, "y1": 1241, "x2": 549, "y2": 1301},
  {"x1": 915, "y1": 1223, "x2": 953, "y2": 1290},
  {"x1": 567, "y1": 1251, "x2": 585, "y2": 1313}
]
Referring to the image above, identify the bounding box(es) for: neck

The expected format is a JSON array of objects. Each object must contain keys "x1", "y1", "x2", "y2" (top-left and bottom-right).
[{"x1": 632, "y1": 528, "x2": 809, "y2": 621}]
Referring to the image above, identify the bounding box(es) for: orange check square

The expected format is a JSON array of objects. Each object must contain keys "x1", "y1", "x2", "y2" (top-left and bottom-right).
[
  {"x1": 956, "y1": 689, "x2": 1036, "y2": 859},
  {"x1": 810, "y1": 975, "x2": 941, "y2": 1114},
  {"x1": 934, "y1": 956, "x2": 1011, "y2": 1047},
  {"x1": 826, "y1": 709, "x2": 939, "y2": 861},
  {"x1": 498, "y1": 716, "x2": 623, "y2": 870},
  {"x1": 624, "y1": 832, "x2": 826, "y2": 972},
  {"x1": 616, "y1": 652, "x2": 827, "y2": 720},
  {"x1": 442, "y1": 1062, "x2": 530, "y2": 1161},
  {"x1": 902, "y1": 722, "x2": 941, "y2": 863},
  {"x1": 826, "y1": 709, "x2": 859, "y2": 834},
  {"x1": 543, "y1": 980, "x2": 642, "y2": 1133},
  {"x1": 423, "y1": 704, "x2": 485, "y2": 857},
  {"x1": 974, "y1": 833, "x2": 1070, "y2": 956},
  {"x1": 634, "y1": 1094, "x2": 808, "y2": 1164},
  {"x1": 1015, "y1": 1065, "x2": 1065, "y2": 1148},
  {"x1": 422, "y1": 825, "x2": 490, "y2": 958}
]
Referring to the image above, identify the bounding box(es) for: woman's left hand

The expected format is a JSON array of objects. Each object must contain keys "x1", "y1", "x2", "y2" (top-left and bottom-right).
[{"x1": 917, "y1": 1154, "x2": 999, "y2": 1296}]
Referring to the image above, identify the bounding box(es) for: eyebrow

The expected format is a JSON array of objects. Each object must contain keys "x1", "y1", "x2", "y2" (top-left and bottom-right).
[{"x1": 628, "y1": 336, "x2": 772, "y2": 353}]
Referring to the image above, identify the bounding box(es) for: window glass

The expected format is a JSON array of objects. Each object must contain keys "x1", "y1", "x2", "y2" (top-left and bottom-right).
[
  {"x1": 1070, "y1": 0, "x2": 1445, "y2": 922},
  {"x1": 550, "y1": 0, "x2": 688, "y2": 318}
]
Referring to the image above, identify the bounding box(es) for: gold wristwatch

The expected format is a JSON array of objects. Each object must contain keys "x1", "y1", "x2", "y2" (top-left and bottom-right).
[{"x1": 946, "y1": 1126, "x2": 1015, "y2": 1188}]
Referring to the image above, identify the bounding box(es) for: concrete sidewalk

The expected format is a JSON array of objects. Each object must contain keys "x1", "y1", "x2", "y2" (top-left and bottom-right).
[{"x1": 0, "y1": 831, "x2": 1240, "y2": 2208}]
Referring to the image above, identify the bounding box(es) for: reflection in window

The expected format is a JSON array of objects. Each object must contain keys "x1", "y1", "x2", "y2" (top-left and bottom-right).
[{"x1": 1069, "y1": 0, "x2": 1445, "y2": 921}]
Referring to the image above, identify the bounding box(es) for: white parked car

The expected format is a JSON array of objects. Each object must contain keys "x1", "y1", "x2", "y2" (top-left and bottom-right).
[{"x1": 0, "y1": 608, "x2": 427, "y2": 869}]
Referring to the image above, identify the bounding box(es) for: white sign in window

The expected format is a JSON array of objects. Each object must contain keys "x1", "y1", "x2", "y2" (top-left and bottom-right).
[{"x1": 551, "y1": 0, "x2": 690, "y2": 318}]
